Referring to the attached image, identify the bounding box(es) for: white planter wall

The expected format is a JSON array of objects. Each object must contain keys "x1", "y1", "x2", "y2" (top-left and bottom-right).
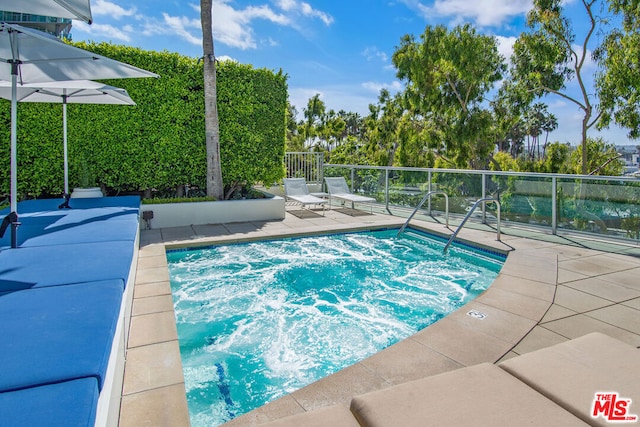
[{"x1": 140, "y1": 195, "x2": 285, "y2": 229}]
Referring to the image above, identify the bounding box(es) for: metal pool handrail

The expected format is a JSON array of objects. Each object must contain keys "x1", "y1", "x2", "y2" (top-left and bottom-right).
[
  {"x1": 397, "y1": 191, "x2": 449, "y2": 237},
  {"x1": 443, "y1": 197, "x2": 501, "y2": 254}
]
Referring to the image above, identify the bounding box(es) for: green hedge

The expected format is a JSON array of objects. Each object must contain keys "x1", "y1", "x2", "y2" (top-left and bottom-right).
[{"x1": 0, "y1": 43, "x2": 287, "y2": 200}]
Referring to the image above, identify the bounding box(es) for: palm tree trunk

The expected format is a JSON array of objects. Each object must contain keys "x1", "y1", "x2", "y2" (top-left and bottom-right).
[{"x1": 201, "y1": 0, "x2": 224, "y2": 199}]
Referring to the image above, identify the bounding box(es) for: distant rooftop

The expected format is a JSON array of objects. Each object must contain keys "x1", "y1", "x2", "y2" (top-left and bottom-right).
[{"x1": 0, "y1": 10, "x2": 71, "y2": 39}]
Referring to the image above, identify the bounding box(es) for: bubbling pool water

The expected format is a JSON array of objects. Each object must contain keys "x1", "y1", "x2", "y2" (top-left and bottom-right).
[{"x1": 167, "y1": 229, "x2": 504, "y2": 426}]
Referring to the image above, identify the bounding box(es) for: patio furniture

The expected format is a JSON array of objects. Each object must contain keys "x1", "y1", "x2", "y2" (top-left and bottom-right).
[
  {"x1": 283, "y1": 178, "x2": 328, "y2": 215},
  {"x1": 324, "y1": 176, "x2": 375, "y2": 213}
]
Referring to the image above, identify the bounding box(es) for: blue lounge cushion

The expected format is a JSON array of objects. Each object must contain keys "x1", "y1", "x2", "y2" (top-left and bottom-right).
[
  {"x1": 0, "y1": 241, "x2": 134, "y2": 292},
  {"x1": 0, "y1": 280, "x2": 123, "y2": 392},
  {"x1": 0, "y1": 378, "x2": 99, "y2": 427},
  {"x1": 0, "y1": 197, "x2": 140, "y2": 249},
  {"x1": 0, "y1": 196, "x2": 140, "y2": 215},
  {"x1": 6, "y1": 216, "x2": 139, "y2": 248}
]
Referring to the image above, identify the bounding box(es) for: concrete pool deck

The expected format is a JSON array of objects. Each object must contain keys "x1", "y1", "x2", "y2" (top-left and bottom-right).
[{"x1": 119, "y1": 205, "x2": 640, "y2": 426}]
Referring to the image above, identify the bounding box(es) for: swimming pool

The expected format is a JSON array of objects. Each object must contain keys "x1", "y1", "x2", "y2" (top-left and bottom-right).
[{"x1": 167, "y1": 229, "x2": 505, "y2": 426}]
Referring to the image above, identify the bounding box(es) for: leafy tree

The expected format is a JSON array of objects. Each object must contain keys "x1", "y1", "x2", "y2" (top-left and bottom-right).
[
  {"x1": 339, "y1": 111, "x2": 366, "y2": 141},
  {"x1": 595, "y1": 1, "x2": 640, "y2": 138},
  {"x1": 201, "y1": 0, "x2": 224, "y2": 199},
  {"x1": 491, "y1": 82, "x2": 529, "y2": 157},
  {"x1": 285, "y1": 102, "x2": 305, "y2": 151},
  {"x1": 288, "y1": 97, "x2": 364, "y2": 156},
  {"x1": 491, "y1": 151, "x2": 520, "y2": 172},
  {"x1": 524, "y1": 103, "x2": 558, "y2": 160},
  {"x1": 392, "y1": 24, "x2": 506, "y2": 169},
  {"x1": 302, "y1": 94, "x2": 325, "y2": 148},
  {"x1": 543, "y1": 142, "x2": 571, "y2": 173},
  {"x1": 327, "y1": 136, "x2": 369, "y2": 165},
  {"x1": 510, "y1": 0, "x2": 606, "y2": 174},
  {"x1": 318, "y1": 109, "x2": 346, "y2": 151},
  {"x1": 570, "y1": 137, "x2": 623, "y2": 176},
  {"x1": 364, "y1": 89, "x2": 403, "y2": 166}
]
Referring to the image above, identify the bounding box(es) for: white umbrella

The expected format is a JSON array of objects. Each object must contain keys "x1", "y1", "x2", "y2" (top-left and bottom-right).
[
  {"x1": 0, "y1": 22, "x2": 158, "y2": 247},
  {"x1": 0, "y1": 0, "x2": 92, "y2": 24},
  {"x1": 0, "y1": 80, "x2": 136, "y2": 195}
]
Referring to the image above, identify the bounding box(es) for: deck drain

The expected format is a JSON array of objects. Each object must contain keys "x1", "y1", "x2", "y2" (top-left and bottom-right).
[{"x1": 467, "y1": 309, "x2": 487, "y2": 320}]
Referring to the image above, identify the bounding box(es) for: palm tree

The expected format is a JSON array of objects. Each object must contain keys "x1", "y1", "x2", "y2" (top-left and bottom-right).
[{"x1": 201, "y1": 0, "x2": 224, "y2": 199}]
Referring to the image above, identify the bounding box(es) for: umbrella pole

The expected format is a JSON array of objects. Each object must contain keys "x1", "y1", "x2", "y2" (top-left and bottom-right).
[
  {"x1": 63, "y1": 96, "x2": 69, "y2": 195},
  {"x1": 9, "y1": 64, "x2": 20, "y2": 248},
  {"x1": 10, "y1": 71, "x2": 17, "y2": 213}
]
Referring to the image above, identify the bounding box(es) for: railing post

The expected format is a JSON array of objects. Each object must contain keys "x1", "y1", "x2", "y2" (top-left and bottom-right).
[
  {"x1": 481, "y1": 173, "x2": 487, "y2": 224},
  {"x1": 428, "y1": 171, "x2": 432, "y2": 215},
  {"x1": 385, "y1": 168, "x2": 389, "y2": 209},
  {"x1": 350, "y1": 168, "x2": 355, "y2": 192},
  {"x1": 552, "y1": 176, "x2": 557, "y2": 235}
]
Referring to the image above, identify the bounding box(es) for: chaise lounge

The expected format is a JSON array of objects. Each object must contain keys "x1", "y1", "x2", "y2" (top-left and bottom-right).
[
  {"x1": 283, "y1": 178, "x2": 328, "y2": 216},
  {"x1": 324, "y1": 177, "x2": 376, "y2": 214}
]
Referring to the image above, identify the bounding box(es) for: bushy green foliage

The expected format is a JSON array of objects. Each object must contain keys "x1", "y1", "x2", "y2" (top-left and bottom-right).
[
  {"x1": 490, "y1": 151, "x2": 520, "y2": 172},
  {"x1": 217, "y1": 62, "x2": 287, "y2": 194},
  {"x1": 0, "y1": 43, "x2": 287, "y2": 200},
  {"x1": 569, "y1": 137, "x2": 624, "y2": 176}
]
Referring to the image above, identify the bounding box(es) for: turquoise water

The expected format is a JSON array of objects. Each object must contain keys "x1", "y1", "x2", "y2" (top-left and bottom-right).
[{"x1": 167, "y1": 229, "x2": 504, "y2": 426}]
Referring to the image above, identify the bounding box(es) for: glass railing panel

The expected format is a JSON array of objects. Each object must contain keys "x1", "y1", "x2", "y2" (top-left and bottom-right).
[
  {"x1": 487, "y1": 173, "x2": 553, "y2": 228},
  {"x1": 557, "y1": 177, "x2": 640, "y2": 240},
  {"x1": 387, "y1": 169, "x2": 432, "y2": 209},
  {"x1": 430, "y1": 170, "x2": 483, "y2": 216},
  {"x1": 322, "y1": 162, "x2": 640, "y2": 243}
]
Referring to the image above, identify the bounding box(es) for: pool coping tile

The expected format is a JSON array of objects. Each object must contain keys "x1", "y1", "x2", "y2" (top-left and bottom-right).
[
  {"x1": 122, "y1": 340, "x2": 185, "y2": 395},
  {"x1": 128, "y1": 310, "x2": 179, "y2": 348},
  {"x1": 357, "y1": 337, "x2": 464, "y2": 385},
  {"x1": 132, "y1": 294, "x2": 175, "y2": 316},
  {"x1": 119, "y1": 383, "x2": 190, "y2": 427}
]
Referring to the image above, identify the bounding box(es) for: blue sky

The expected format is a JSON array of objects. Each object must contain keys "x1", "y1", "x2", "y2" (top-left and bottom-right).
[{"x1": 71, "y1": 0, "x2": 635, "y2": 146}]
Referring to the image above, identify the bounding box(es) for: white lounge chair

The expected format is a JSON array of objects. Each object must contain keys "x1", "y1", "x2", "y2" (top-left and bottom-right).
[
  {"x1": 283, "y1": 178, "x2": 328, "y2": 215},
  {"x1": 324, "y1": 176, "x2": 375, "y2": 213}
]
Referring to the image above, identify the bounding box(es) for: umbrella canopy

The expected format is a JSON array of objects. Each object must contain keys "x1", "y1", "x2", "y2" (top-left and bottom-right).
[
  {"x1": 0, "y1": 0, "x2": 92, "y2": 24},
  {"x1": 0, "y1": 79, "x2": 135, "y2": 104},
  {"x1": 0, "y1": 80, "x2": 136, "y2": 194},
  {"x1": 0, "y1": 22, "x2": 158, "y2": 247},
  {"x1": 0, "y1": 23, "x2": 157, "y2": 84}
]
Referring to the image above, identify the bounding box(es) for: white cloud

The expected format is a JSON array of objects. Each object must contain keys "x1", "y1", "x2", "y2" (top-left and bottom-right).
[
  {"x1": 160, "y1": 13, "x2": 201, "y2": 46},
  {"x1": 136, "y1": 3, "x2": 276, "y2": 48},
  {"x1": 92, "y1": 0, "x2": 136, "y2": 19},
  {"x1": 362, "y1": 47, "x2": 388, "y2": 63},
  {"x1": 495, "y1": 35, "x2": 517, "y2": 62},
  {"x1": 275, "y1": 0, "x2": 333, "y2": 25},
  {"x1": 299, "y1": 2, "x2": 333, "y2": 25},
  {"x1": 73, "y1": 21, "x2": 132, "y2": 42},
  {"x1": 362, "y1": 80, "x2": 403, "y2": 93},
  {"x1": 80, "y1": 0, "x2": 331, "y2": 51},
  {"x1": 403, "y1": 0, "x2": 532, "y2": 27},
  {"x1": 141, "y1": 0, "x2": 301, "y2": 49},
  {"x1": 275, "y1": 0, "x2": 297, "y2": 12}
]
